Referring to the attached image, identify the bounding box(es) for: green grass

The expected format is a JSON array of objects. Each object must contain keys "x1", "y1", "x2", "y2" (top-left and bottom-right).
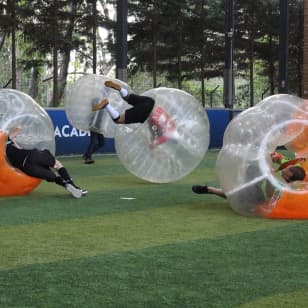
[{"x1": 0, "y1": 150, "x2": 308, "y2": 307}]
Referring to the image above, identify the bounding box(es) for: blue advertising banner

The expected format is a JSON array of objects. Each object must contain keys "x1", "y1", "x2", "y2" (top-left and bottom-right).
[
  {"x1": 46, "y1": 108, "x2": 115, "y2": 156},
  {"x1": 46, "y1": 108, "x2": 240, "y2": 156},
  {"x1": 206, "y1": 109, "x2": 229, "y2": 148},
  {"x1": 206, "y1": 108, "x2": 242, "y2": 148}
]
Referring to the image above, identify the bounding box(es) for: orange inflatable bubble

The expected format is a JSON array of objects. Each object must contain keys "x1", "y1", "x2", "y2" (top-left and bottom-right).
[
  {"x1": 0, "y1": 131, "x2": 41, "y2": 196},
  {"x1": 256, "y1": 157, "x2": 308, "y2": 219},
  {"x1": 257, "y1": 189, "x2": 308, "y2": 219},
  {"x1": 259, "y1": 99, "x2": 308, "y2": 218}
]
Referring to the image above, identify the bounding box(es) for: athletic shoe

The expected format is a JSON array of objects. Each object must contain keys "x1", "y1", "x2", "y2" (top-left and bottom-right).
[
  {"x1": 84, "y1": 157, "x2": 95, "y2": 164},
  {"x1": 65, "y1": 183, "x2": 83, "y2": 198},
  {"x1": 192, "y1": 185, "x2": 209, "y2": 194},
  {"x1": 69, "y1": 182, "x2": 88, "y2": 196},
  {"x1": 92, "y1": 98, "x2": 109, "y2": 111},
  {"x1": 104, "y1": 80, "x2": 121, "y2": 91},
  {"x1": 81, "y1": 189, "x2": 88, "y2": 196}
]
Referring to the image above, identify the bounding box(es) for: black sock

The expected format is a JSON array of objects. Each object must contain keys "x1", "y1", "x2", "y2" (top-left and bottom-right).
[
  {"x1": 58, "y1": 167, "x2": 71, "y2": 181},
  {"x1": 55, "y1": 176, "x2": 66, "y2": 187}
]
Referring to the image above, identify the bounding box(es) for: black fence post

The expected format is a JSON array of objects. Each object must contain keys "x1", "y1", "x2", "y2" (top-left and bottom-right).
[{"x1": 116, "y1": 0, "x2": 128, "y2": 82}]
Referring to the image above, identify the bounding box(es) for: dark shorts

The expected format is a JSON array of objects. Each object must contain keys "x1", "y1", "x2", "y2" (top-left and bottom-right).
[
  {"x1": 124, "y1": 94, "x2": 155, "y2": 124},
  {"x1": 22, "y1": 149, "x2": 56, "y2": 182}
]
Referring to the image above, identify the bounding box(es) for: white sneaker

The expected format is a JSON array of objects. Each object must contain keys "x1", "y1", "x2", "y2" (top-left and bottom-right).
[{"x1": 65, "y1": 183, "x2": 83, "y2": 198}]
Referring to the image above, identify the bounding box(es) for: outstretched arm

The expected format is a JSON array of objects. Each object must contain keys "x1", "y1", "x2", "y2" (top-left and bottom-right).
[
  {"x1": 271, "y1": 152, "x2": 285, "y2": 164},
  {"x1": 271, "y1": 151, "x2": 306, "y2": 171}
]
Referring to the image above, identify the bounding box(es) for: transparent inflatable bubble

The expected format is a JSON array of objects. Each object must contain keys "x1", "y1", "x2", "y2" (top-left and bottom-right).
[
  {"x1": 0, "y1": 89, "x2": 55, "y2": 153},
  {"x1": 115, "y1": 87, "x2": 210, "y2": 183},
  {"x1": 64, "y1": 74, "x2": 131, "y2": 137},
  {"x1": 216, "y1": 94, "x2": 308, "y2": 217}
]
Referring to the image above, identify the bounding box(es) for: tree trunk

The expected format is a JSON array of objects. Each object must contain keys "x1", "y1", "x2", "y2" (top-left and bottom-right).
[
  {"x1": 57, "y1": 53, "x2": 70, "y2": 104},
  {"x1": 297, "y1": 3, "x2": 304, "y2": 97},
  {"x1": 152, "y1": 34, "x2": 157, "y2": 88},
  {"x1": 92, "y1": 0, "x2": 97, "y2": 74},
  {"x1": 201, "y1": 55, "x2": 205, "y2": 107},
  {"x1": 152, "y1": 0, "x2": 157, "y2": 88},
  {"x1": 298, "y1": 51, "x2": 303, "y2": 97},
  {"x1": 0, "y1": 32, "x2": 6, "y2": 51},
  {"x1": 200, "y1": 0, "x2": 206, "y2": 107},
  {"x1": 54, "y1": 1, "x2": 80, "y2": 106},
  {"x1": 268, "y1": 35, "x2": 275, "y2": 95},
  {"x1": 9, "y1": 0, "x2": 17, "y2": 89},
  {"x1": 176, "y1": 6, "x2": 183, "y2": 89},
  {"x1": 249, "y1": 37, "x2": 254, "y2": 107},
  {"x1": 50, "y1": 0, "x2": 58, "y2": 107},
  {"x1": 28, "y1": 67, "x2": 40, "y2": 99}
]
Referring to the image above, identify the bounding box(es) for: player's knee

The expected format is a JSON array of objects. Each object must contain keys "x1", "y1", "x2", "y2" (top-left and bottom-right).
[
  {"x1": 115, "y1": 114, "x2": 125, "y2": 124},
  {"x1": 54, "y1": 159, "x2": 63, "y2": 170},
  {"x1": 113, "y1": 116, "x2": 120, "y2": 123}
]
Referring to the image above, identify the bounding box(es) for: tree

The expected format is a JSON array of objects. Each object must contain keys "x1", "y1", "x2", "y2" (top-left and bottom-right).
[
  {"x1": 22, "y1": 0, "x2": 95, "y2": 106},
  {"x1": 288, "y1": 0, "x2": 304, "y2": 96}
]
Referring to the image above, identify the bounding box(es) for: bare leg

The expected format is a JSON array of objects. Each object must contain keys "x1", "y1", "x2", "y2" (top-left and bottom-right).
[
  {"x1": 192, "y1": 185, "x2": 226, "y2": 199},
  {"x1": 54, "y1": 159, "x2": 64, "y2": 170},
  {"x1": 94, "y1": 81, "x2": 153, "y2": 124},
  {"x1": 54, "y1": 159, "x2": 87, "y2": 197},
  {"x1": 114, "y1": 113, "x2": 126, "y2": 123},
  {"x1": 207, "y1": 187, "x2": 226, "y2": 198}
]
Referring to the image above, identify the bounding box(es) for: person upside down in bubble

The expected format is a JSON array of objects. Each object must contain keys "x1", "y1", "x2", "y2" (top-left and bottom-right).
[
  {"x1": 92, "y1": 80, "x2": 178, "y2": 148},
  {"x1": 192, "y1": 151, "x2": 306, "y2": 202},
  {"x1": 6, "y1": 127, "x2": 87, "y2": 198}
]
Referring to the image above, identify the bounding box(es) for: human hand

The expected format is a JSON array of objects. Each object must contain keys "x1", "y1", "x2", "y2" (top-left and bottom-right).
[{"x1": 271, "y1": 152, "x2": 284, "y2": 163}]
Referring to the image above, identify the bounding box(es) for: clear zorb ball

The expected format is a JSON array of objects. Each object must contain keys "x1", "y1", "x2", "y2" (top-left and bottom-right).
[
  {"x1": 115, "y1": 87, "x2": 210, "y2": 183},
  {"x1": 0, "y1": 89, "x2": 55, "y2": 153},
  {"x1": 64, "y1": 74, "x2": 131, "y2": 137},
  {"x1": 216, "y1": 94, "x2": 308, "y2": 217}
]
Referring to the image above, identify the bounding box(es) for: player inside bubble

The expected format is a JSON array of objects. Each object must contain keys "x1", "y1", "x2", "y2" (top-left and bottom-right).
[
  {"x1": 0, "y1": 89, "x2": 52, "y2": 196},
  {"x1": 0, "y1": 89, "x2": 87, "y2": 198},
  {"x1": 92, "y1": 80, "x2": 179, "y2": 148},
  {"x1": 67, "y1": 76, "x2": 210, "y2": 183},
  {"x1": 65, "y1": 74, "x2": 130, "y2": 138},
  {"x1": 193, "y1": 150, "x2": 306, "y2": 197},
  {"x1": 113, "y1": 87, "x2": 210, "y2": 183},
  {"x1": 212, "y1": 94, "x2": 308, "y2": 218}
]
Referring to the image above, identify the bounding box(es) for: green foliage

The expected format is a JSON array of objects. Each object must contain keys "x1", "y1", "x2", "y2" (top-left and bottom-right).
[
  {"x1": 127, "y1": 0, "x2": 225, "y2": 86},
  {"x1": 0, "y1": 0, "x2": 304, "y2": 107}
]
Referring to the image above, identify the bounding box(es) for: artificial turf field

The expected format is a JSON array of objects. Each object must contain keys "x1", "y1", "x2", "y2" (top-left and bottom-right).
[{"x1": 1, "y1": 149, "x2": 308, "y2": 307}]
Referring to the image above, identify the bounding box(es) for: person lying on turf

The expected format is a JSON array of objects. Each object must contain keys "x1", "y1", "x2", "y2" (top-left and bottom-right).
[{"x1": 6, "y1": 127, "x2": 87, "y2": 198}]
